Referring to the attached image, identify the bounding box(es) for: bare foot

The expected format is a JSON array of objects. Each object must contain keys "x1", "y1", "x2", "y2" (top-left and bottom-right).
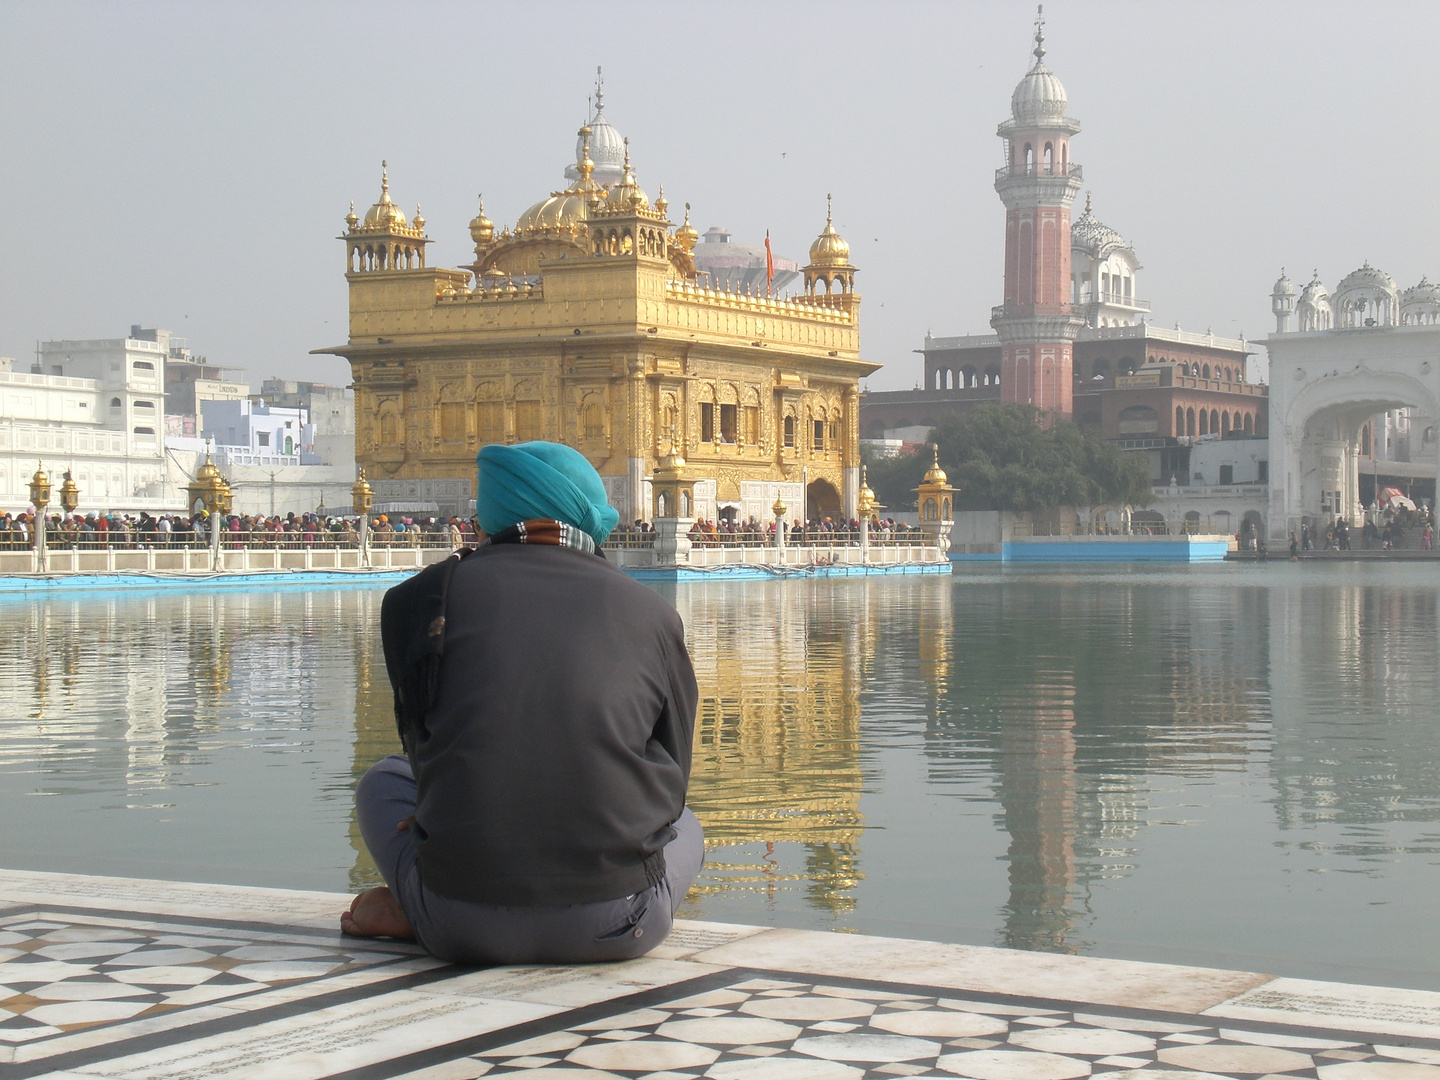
[{"x1": 340, "y1": 886, "x2": 415, "y2": 940}]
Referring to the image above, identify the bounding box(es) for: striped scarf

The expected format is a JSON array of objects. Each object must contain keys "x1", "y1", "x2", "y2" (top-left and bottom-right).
[{"x1": 481, "y1": 518, "x2": 597, "y2": 555}]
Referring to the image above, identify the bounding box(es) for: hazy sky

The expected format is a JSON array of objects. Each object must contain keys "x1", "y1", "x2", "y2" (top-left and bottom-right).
[{"x1": 5, "y1": 1, "x2": 1440, "y2": 392}]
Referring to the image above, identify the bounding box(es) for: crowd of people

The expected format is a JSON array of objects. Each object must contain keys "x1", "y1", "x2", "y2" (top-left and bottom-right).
[
  {"x1": 1287, "y1": 505, "x2": 1437, "y2": 555},
  {"x1": 0, "y1": 510, "x2": 477, "y2": 551},
  {"x1": 603, "y1": 516, "x2": 929, "y2": 548}
]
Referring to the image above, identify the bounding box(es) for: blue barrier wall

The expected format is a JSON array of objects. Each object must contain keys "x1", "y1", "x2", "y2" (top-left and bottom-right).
[{"x1": 951, "y1": 538, "x2": 1230, "y2": 564}]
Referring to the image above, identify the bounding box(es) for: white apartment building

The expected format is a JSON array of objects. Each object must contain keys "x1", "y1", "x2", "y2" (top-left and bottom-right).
[{"x1": 0, "y1": 332, "x2": 179, "y2": 514}]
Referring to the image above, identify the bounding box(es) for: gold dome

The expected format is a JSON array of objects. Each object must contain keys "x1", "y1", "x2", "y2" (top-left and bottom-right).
[
  {"x1": 363, "y1": 162, "x2": 408, "y2": 229},
  {"x1": 469, "y1": 195, "x2": 494, "y2": 245},
  {"x1": 857, "y1": 465, "x2": 879, "y2": 516},
  {"x1": 605, "y1": 139, "x2": 649, "y2": 210},
  {"x1": 809, "y1": 194, "x2": 850, "y2": 267},
  {"x1": 922, "y1": 444, "x2": 948, "y2": 485},
  {"x1": 655, "y1": 184, "x2": 668, "y2": 217},
  {"x1": 654, "y1": 445, "x2": 686, "y2": 480},
  {"x1": 675, "y1": 203, "x2": 699, "y2": 251},
  {"x1": 344, "y1": 200, "x2": 358, "y2": 229},
  {"x1": 513, "y1": 127, "x2": 604, "y2": 236}
]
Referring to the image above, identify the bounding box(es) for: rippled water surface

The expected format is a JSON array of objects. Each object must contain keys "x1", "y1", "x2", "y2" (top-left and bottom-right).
[{"x1": 3, "y1": 564, "x2": 1440, "y2": 989}]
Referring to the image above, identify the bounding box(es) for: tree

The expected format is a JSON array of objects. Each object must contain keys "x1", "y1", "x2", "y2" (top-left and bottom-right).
[{"x1": 867, "y1": 404, "x2": 1151, "y2": 513}]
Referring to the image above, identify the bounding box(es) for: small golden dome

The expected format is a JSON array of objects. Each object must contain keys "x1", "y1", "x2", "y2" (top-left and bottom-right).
[
  {"x1": 675, "y1": 203, "x2": 699, "y2": 251},
  {"x1": 921, "y1": 444, "x2": 948, "y2": 485},
  {"x1": 469, "y1": 195, "x2": 494, "y2": 245},
  {"x1": 809, "y1": 194, "x2": 850, "y2": 267},
  {"x1": 654, "y1": 445, "x2": 687, "y2": 481},
  {"x1": 655, "y1": 184, "x2": 668, "y2": 217},
  {"x1": 857, "y1": 465, "x2": 879, "y2": 515},
  {"x1": 413, "y1": 205, "x2": 425, "y2": 231},
  {"x1": 606, "y1": 139, "x2": 649, "y2": 210},
  {"x1": 363, "y1": 161, "x2": 408, "y2": 229},
  {"x1": 345, "y1": 200, "x2": 358, "y2": 230},
  {"x1": 512, "y1": 127, "x2": 605, "y2": 235}
]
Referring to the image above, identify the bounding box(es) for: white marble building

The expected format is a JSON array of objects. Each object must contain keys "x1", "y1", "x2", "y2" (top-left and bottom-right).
[
  {"x1": 1266, "y1": 264, "x2": 1440, "y2": 546},
  {"x1": 0, "y1": 334, "x2": 179, "y2": 514}
]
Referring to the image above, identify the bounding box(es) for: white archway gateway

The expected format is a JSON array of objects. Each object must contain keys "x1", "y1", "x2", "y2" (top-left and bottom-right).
[{"x1": 1264, "y1": 320, "x2": 1440, "y2": 548}]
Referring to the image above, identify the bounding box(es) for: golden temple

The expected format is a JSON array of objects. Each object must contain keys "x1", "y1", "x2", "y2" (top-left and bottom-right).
[{"x1": 317, "y1": 98, "x2": 878, "y2": 524}]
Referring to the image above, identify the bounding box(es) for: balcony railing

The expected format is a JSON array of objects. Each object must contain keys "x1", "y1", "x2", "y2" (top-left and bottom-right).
[
  {"x1": 1086, "y1": 293, "x2": 1151, "y2": 311},
  {"x1": 995, "y1": 162, "x2": 1083, "y2": 183}
]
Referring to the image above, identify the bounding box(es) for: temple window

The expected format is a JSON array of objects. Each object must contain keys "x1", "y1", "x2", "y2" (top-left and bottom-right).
[
  {"x1": 515, "y1": 400, "x2": 543, "y2": 442},
  {"x1": 744, "y1": 405, "x2": 760, "y2": 444},
  {"x1": 701, "y1": 402, "x2": 715, "y2": 443},
  {"x1": 476, "y1": 401, "x2": 503, "y2": 443},
  {"x1": 812, "y1": 419, "x2": 825, "y2": 452},
  {"x1": 440, "y1": 402, "x2": 467, "y2": 443},
  {"x1": 783, "y1": 415, "x2": 795, "y2": 448},
  {"x1": 719, "y1": 404, "x2": 737, "y2": 444}
]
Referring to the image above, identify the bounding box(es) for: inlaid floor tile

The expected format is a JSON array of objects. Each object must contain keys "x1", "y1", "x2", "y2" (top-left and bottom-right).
[
  {"x1": 934, "y1": 1047, "x2": 1091, "y2": 1079},
  {"x1": 566, "y1": 1036, "x2": 722, "y2": 1071},
  {"x1": 1007, "y1": 1024, "x2": 1155, "y2": 1056},
  {"x1": 1157, "y1": 1041, "x2": 1315, "y2": 1073}
]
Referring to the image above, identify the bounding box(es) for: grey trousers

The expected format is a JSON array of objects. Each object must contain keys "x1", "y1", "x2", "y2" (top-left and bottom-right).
[{"x1": 356, "y1": 755, "x2": 704, "y2": 965}]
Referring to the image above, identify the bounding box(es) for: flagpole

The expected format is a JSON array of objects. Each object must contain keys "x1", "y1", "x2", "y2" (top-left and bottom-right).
[{"x1": 764, "y1": 230, "x2": 774, "y2": 298}]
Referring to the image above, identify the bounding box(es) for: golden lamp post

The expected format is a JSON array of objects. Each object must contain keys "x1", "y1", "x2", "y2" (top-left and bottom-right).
[
  {"x1": 352, "y1": 466, "x2": 373, "y2": 567},
  {"x1": 913, "y1": 445, "x2": 958, "y2": 555},
  {"x1": 187, "y1": 452, "x2": 234, "y2": 571},
  {"x1": 28, "y1": 462, "x2": 51, "y2": 573},
  {"x1": 857, "y1": 465, "x2": 882, "y2": 559},
  {"x1": 59, "y1": 470, "x2": 79, "y2": 517},
  {"x1": 772, "y1": 494, "x2": 788, "y2": 556}
]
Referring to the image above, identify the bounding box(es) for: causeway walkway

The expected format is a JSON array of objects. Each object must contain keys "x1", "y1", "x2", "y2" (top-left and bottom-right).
[{"x1": 3, "y1": 869, "x2": 1439, "y2": 1079}]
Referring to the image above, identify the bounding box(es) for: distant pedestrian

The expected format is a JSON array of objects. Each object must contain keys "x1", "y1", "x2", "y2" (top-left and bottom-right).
[{"x1": 1289, "y1": 531, "x2": 1299, "y2": 558}]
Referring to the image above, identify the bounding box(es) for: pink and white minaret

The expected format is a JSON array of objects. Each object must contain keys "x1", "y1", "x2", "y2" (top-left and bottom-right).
[{"x1": 991, "y1": 8, "x2": 1085, "y2": 422}]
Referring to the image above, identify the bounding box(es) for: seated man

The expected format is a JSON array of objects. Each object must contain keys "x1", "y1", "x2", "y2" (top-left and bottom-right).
[{"x1": 343, "y1": 441, "x2": 702, "y2": 964}]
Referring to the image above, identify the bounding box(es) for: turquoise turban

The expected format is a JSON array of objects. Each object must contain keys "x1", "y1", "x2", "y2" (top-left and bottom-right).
[{"x1": 475, "y1": 442, "x2": 619, "y2": 547}]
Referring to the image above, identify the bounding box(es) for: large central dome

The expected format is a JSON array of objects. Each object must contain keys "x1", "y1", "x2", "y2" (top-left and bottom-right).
[{"x1": 564, "y1": 71, "x2": 626, "y2": 187}]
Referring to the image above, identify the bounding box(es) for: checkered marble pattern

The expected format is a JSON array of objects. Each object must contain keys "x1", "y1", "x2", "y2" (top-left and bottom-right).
[
  {"x1": 0, "y1": 905, "x2": 427, "y2": 1060},
  {"x1": 5, "y1": 871, "x2": 1440, "y2": 1079},
  {"x1": 461, "y1": 975, "x2": 1440, "y2": 1079}
]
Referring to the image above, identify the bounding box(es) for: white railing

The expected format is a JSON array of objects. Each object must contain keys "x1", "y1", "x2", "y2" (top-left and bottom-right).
[{"x1": 0, "y1": 545, "x2": 453, "y2": 577}]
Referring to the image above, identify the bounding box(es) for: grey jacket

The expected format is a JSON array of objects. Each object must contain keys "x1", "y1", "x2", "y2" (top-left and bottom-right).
[{"x1": 380, "y1": 543, "x2": 697, "y2": 906}]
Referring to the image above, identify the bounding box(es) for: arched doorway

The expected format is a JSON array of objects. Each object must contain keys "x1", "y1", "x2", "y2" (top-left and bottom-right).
[
  {"x1": 1273, "y1": 369, "x2": 1439, "y2": 545},
  {"x1": 806, "y1": 478, "x2": 842, "y2": 521}
]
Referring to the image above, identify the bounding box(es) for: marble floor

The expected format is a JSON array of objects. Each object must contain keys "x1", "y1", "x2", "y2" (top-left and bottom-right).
[{"x1": 3, "y1": 870, "x2": 1440, "y2": 1079}]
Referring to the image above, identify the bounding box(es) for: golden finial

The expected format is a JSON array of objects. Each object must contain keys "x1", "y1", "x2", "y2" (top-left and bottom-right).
[
  {"x1": 676, "y1": 202, "x2": 698, "y2": 250},
  {"x1": 623, "y1": 137, "x2": 631, "y2": 171},
  {"x1": 577, "y1": 128, "x2": 595, "y2": 183},
  {"x1": 345, "y1": 199, "x2": 358, "y2": 228},
  {"x1": 655, "y1": 184, "x2": 668, "y2": 216},
  {"x1": 826, "y1": 192, "x2": 833, "y2": 226},
  {"x1": 381, "y1": 160, "x2": 389, "y2": 193},
  {"x1": 414, "y1": 204, "x2": 425, "y2": 230},
  {"x1": 1033, "y1": 4, "x2": 1046, "y2": 62},
  {"x1": 1084, "y1": 190, "x2": 1091, "y2": 214}
]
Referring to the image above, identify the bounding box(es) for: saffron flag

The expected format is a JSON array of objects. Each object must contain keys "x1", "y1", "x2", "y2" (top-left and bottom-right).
[{"x1": 765, "y1": 231, "x2": 774, "y2": 296}]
